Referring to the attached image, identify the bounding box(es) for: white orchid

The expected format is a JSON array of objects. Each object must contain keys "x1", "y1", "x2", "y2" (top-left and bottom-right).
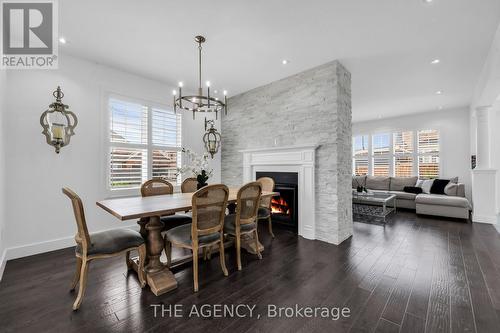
[{"x1": 177, "y1": 148, "x2": 213, "y2": 180}]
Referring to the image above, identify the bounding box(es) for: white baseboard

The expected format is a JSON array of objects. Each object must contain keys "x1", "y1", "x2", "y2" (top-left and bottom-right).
[
  {"x1": 6, "y1": 236, "x2": 76, "y2": 261},
  {"x1": 0, "y1": 249, "x2": 7, "y2": 282},
  {"x1": 472, "y1": 213, "x2": 498, "y2": 224},
  {"x1": 0, "y1": 224, "x2": 139, "y2": 281}
]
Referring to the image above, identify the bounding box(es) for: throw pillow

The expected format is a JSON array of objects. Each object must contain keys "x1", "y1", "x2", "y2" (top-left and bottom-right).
[
  {"x1": 449, "y1": 176, "x2": 458, "y2": 184},
  {"x1": 444, "y1": 183, "x2": 458, "y2": 196},
  {"x1": 403, "y1": 186, "x2": 423, "y2": 194},
  {"x1": 416, "y1": 179, "x2": 424, "y2": 188},
  {"x1": 421, "y1": 179, "x2": 434, "y2": 194},
  {"x1": 430, "y1": 179, "x2": 450, "y2": 195}
]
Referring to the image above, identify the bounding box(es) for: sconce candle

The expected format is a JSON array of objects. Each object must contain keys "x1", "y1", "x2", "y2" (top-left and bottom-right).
[
  {"x1": 40, "y1": 86, "x2": 78, "y2": 153},
  {"x1": 51, "y1": 123, "x2": 65, "y2": 140}
]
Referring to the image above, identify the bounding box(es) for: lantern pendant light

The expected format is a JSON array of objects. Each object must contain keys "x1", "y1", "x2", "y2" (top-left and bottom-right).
[
  {"x1": 203, "y1": 118, "x2": 221, "y2": 158},
  {"x1": 40, "y1": 86, "x2": 78, "y2": 153}
]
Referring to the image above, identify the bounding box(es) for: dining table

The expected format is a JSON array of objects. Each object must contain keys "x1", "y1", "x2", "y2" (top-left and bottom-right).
[{"x1": 96, "y1": 187, "x2": 279, "y2": 296}]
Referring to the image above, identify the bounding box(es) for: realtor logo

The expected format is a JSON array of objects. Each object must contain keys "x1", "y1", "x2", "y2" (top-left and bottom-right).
[{"x1": 1, "y1": 0, "x2": 58, "y2": 69}]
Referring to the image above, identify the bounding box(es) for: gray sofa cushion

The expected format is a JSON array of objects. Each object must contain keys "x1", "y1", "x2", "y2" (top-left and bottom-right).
[
  {"x1": 390, "y1": 177, "x2": 418, "y2": 191},
  {"x1": 76, "y1": 228, "x2": 144, "y2": 256},
  {"x1": 224, "y1": 214, "x2": 256, "y2": 234},
  {"x1": 444, "y1": 183, "x2": 458, "y2": 196},
  {"x1": 165, "y1": 224, "x2": 220, "y2": 246},
  {"x1": 352, "y1": 176, "x2": 367, "y2": 189},
  {"x1": 365, "y1": 176, "x2": 391, "y2": 191},
  {"x1": 415, "y1": 194, "x2": 470, "y2": 208}
]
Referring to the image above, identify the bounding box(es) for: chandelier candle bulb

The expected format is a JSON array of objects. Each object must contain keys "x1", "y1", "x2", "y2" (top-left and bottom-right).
[
  {"x1": 223, "y1": 90, "x2": 228, "y2": 115},
  {"x1": 207, "y1": 84, "x2": 211, "y2": 108},
  {"x1": 173, "y1": 90, "x2": 177, "y2": 112}
]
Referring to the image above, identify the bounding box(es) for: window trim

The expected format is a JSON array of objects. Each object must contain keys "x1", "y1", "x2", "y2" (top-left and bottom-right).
[
  {"x1": 352, "y1": 128, "x2": 441, "y2": 178},
  {"x1": 103, "y1": 92, "x2": 182, "y2": 197}
]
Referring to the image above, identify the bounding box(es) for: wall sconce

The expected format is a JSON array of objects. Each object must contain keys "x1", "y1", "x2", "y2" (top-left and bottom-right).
[
  {"x1": 40, "y1": 86, "x2": 78, "y2": 153},
  {"x1": 203, "y1": 118, "x2": 221, "y2": 159}
]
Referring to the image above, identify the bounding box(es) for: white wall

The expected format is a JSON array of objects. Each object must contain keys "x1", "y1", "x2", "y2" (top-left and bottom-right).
[
  {"x1": 0, "y1": 69, "x2": 7, "y2": 278},
  {"x1": 2, "y1": 54, "x2": 221, "y2": 260},
  {"x1": 353, "y1": 107, "x2": 472, "y2": 199}
]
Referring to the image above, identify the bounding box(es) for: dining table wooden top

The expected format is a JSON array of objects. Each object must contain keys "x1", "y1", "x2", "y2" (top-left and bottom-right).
[{"x1": 96, "y1": 188, "x2": 279, "y2": 221}]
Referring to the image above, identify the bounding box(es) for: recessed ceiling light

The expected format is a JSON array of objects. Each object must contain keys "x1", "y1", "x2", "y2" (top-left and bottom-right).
[
  {"x1": 282, "y1": 59, "x2": 289, "y2": 65},
  {"x1": 438, "y1": 106, "x2": 443, "y2": 110},
  {"x1": 214, "y1": 90, "x2": 218, "y2": 94},
  {"x1": 431, "y1": 59, "x2": 440, "y2": 64},
  {"x1": 59, "y1": 37, "x2": 67, "y2": 44},
  {"x1": 435, "y1": 90, "x2": 443, "y2": 95},
  {"x1": 423, "y1": 0, "x2": 433, "y2": 3}
]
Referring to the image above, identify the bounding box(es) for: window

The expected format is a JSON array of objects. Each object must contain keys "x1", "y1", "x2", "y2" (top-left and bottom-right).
[
  {"x1": 108, "y1": 97, "x2": 182, "y2": 191},
  {"x1": 352, "y1": 129, "x2": 440, "y2": 178},
  {"x1": 393, "y1": 131, "x2": 413, "y2": 177},
  {"x1": 372, "y1": 133, "x2": 390, "y2": 176},
  {"x1": 417, "y1": 129, "x2": 439, "y2": 179},
  {"x1": 352, "y1": 135, "x2": 368, "y2": 176}
]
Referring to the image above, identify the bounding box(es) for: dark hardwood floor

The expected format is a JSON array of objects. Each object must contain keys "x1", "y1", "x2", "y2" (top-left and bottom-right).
[{"x1": 1, "y1": 211, "x2": 500, "y2": 332}]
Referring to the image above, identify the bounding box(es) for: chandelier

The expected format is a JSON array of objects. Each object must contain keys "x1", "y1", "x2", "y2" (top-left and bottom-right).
[{"x1": 173, "y1": 36, "x2": 227, "y2": 119}]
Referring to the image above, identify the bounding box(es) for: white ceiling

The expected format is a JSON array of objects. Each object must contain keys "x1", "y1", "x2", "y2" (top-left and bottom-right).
[{"x1": 59, "y1": 0, "x2": 500, "y2": 122}]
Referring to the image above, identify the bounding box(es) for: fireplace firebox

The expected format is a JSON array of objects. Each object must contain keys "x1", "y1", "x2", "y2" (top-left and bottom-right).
[{"x1": 256, "y1": 171, "x2": 298, "y2": 233}]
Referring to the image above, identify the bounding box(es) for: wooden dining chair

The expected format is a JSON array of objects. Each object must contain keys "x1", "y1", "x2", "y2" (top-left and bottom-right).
[
  {"x1": 224, "y1": 182, "x2": 262, "y2": 270},
  {"x1": 256, "y1": 177, "x2": 275, "y2": 238},
  {"x1": 164, "y1": 184, "x2": 229, "y2": 292},
  {"x1": 181, "y1": 177, "x2": 198, "y2": 214},
  {"x1": 140, "y1": 178, "x2": 174, "y2": 197},
  {"x1": 181, "y1": 177, "x2": 199, "y2": 193},
  {"x1": 62, "y1": 188, "x2": 146, "y2": 310}
]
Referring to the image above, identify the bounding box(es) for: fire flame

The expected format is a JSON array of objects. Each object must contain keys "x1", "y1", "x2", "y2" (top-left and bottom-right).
[{"x1": 271, "y1": 196, "x2": 290, "y2": 215}]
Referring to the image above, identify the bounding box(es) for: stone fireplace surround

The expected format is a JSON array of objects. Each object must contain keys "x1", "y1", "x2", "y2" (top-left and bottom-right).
[{"x1": 241, "y1": 145, "x2": 318, "y2": 240}]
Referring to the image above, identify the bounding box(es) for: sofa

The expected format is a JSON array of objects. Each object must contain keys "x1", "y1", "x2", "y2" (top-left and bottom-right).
[{"x1": 352, "y1": 175, "x2": 470, "y2": 220}]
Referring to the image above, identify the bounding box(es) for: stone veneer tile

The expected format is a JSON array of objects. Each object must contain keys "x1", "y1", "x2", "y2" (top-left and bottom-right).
[{"x1": 222, "y1": 60, "x2": 352, "y2": 245}]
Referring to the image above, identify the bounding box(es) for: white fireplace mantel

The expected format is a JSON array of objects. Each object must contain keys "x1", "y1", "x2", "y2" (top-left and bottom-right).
[{"x1": 240, "y1": 145, "x2": 319, "y2": 240}]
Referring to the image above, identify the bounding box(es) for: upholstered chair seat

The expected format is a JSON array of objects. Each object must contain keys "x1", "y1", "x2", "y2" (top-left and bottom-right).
[
  {"x1": 75, "y1": 229, "x2": 144, "y2": 256},
  {"x1": 165, "y1": 224, "x2": 220, "y2": 246},
  {"x1": 224, "y1": 214, "x2": 256, "y2": 234},
  {"x1": 257, "y1": 207, "x2": 271, "y2": 218}
]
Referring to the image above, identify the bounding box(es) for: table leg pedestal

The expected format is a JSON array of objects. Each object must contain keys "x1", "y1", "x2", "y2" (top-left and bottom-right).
[
  {"x1": 144, "y1": 216, "x2": 177, "y2": 295},
  {"x1": 129, "y1": 258, "x2": 177, "y2": 296}
]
